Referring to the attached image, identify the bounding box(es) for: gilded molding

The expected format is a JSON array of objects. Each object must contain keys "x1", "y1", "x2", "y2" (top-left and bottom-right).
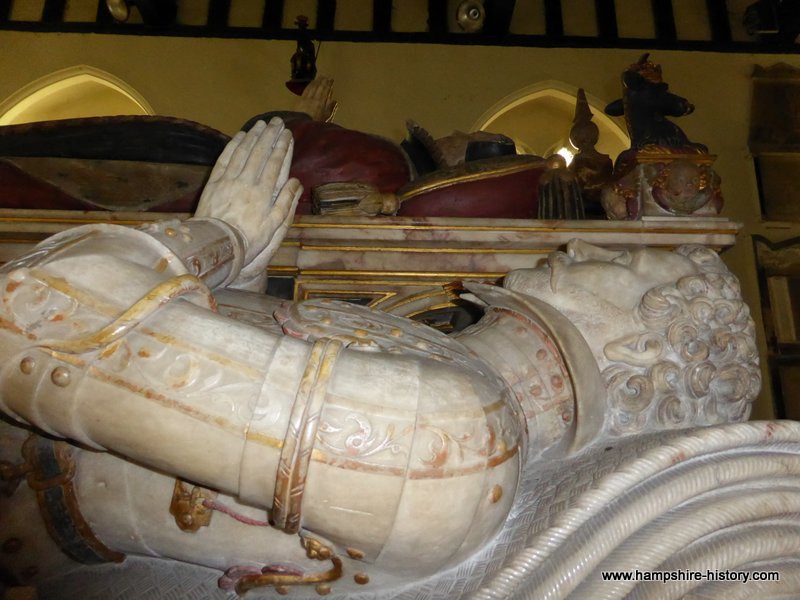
[{"x1": 272, "y1": 338, "x2": 344, "y2": 534}]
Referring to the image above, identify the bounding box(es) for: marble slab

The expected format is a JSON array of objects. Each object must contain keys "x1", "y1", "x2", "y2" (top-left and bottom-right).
[{"x1": 0, "y1": 209, "x2": 740, "y2": 308}]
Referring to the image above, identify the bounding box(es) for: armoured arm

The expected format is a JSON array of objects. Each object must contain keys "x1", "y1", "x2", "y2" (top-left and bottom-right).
[
  {"x1": 0, "y1": 115, "x2": 521, "y2": 582},
  {"x1": 0, "y1": 117, "x2": 306, "y2": 492},
  {"x1": 193, "y1": 117, "x2": 301, "y2": 291},
  {"x1": 1, "y1": 118, "x2": 302, "y2": 293},
  {"x1": 171, "y1": 117, "x2": 301, "y2": 291},
  {"x1": 0, "y1": 262, "x2": 520, "y2": 581}
]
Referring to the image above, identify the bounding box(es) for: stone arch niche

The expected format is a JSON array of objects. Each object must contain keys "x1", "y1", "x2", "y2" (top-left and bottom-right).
[
  {"x1": 0, "y1": 65, "x2": 154, "y2": 125},
  {"x1": 472, "y1": 81, "x2": 629, "y2": 162}
]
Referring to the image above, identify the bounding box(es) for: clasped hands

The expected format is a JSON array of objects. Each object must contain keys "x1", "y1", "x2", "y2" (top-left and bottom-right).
[{"x1": 195, "y1": 118, "x2": 302, "y2": 289}]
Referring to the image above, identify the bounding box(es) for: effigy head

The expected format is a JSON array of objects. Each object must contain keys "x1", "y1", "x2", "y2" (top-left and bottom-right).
[{"x1": 503, "y1": 241, "x2": 760, "y2": 436}]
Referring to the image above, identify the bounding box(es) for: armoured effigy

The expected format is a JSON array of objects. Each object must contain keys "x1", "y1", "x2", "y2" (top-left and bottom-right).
[{"x1": 0, "y1": 119, "x2": 798, "y2": 600}]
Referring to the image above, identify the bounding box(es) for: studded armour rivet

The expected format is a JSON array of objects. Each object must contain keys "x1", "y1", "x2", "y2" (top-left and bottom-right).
[
  {"x1": 19, "y1": 357, "x2": 35, "y2": 374},
  {"x1": 51, "y1": 367, "x2": 71, "y2": 387}
]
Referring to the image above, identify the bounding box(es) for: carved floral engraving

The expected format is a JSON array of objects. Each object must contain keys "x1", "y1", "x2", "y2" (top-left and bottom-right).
[
  {"x1": 317, "y1": 413, "x2": 409, "y2": 460},
  {"x1": 92, "y1": 331, "x2": 261, "y2": 424},
  {"x1": 1, "y1": 270, "x2": 105, "y2": 340}
]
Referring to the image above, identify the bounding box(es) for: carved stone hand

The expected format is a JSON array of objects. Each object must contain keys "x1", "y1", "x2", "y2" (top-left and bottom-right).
[
  {"x1": 195, "y1": 118, "x2": 302, "y2": 288},
  {"x1": 295, "y1": 76, "x2": 338, "y2": 122}
]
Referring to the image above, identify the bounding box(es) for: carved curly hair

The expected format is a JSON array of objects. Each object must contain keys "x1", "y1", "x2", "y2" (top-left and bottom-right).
[{"x1": 602, "y1": 245, "x2": 760, "y2": 435}]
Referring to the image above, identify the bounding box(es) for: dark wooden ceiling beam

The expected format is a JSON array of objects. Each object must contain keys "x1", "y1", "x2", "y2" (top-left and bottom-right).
[
  {"x1": 373, "y1": 0, "x2": 392, "y2": 34},
  {"x1": 706, "y1": 0, "x2": 731, "y2": 42},
  {"x1": 41, "y1": 0, "x2": 66, "y2": 23},
  {"x1": 544, "y1": 0, "x2": 564, "y2": 37},
  {"x1": 95, "y1": 0, "x2": 114, "y2": 25},
  {"x1": 484, "y1": 0, "x2": 516, "y2": 36},
  {"x1": 0, "y1": 0, "x2": 794, "y2": 54},
  {"x1": 595, "y1": 0, "x2": 618, "y2": 38},
  {"x1": 0, "y1": 0, "x2": 12, "y2": 23},
  {"x1": 207, "y1": 0, "x2": 231, "y2": 29},
  {"x1": 427, "y1": 0, "x2": 447, "y2": 35},
  {"x1": 651, "y1": 0, "x2": 677, "y2": 41},
  {"x1": 262, "y1": 0, "x2": 284, "y2": 32},
  {"x1": 317, "y1": 0, "x2": 336, "y2": 33}
]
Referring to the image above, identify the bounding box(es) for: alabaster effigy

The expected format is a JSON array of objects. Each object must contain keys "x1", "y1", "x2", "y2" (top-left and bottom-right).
[{"x1": 0, "y1": 113, "x2": 799, "y2": 600}]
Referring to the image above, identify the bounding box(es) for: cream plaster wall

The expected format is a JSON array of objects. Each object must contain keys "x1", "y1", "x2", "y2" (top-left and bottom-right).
[{"x1": 1, "y1": 29, "x2": 798, "y2": 418}]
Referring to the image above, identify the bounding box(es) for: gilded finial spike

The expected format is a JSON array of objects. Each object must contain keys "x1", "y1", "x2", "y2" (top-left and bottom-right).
[
  {"x1": 569, "y1": 89, "x2": 600, "y2": 152},
  {"x1": 572, "y1": 88, "x2": 593, "y2": 125}
]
